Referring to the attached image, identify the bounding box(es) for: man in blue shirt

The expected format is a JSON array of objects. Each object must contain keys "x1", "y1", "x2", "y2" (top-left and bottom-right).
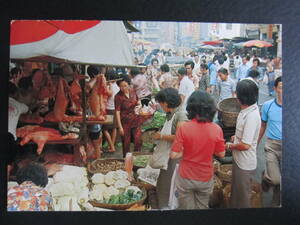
[
  {"x1": 247, "y1": 58, "x2": 263, "y2": 80},
  {"x1": 258, "y1": 76, "x2": 282, "y2": 207},
  {"x1": 236, "y1": 56, "x2": 250, "y2": 81},
  {"x1": 208, "y1": 56, "x2": 218, "y2": 95}
]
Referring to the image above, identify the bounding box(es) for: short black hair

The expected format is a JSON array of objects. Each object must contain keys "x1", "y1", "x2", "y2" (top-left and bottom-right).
[
  {"x1": 10, "y1": 67, "x2": 22, "y2": 79},
  {"x1": 151, "y1": 58, "x2": 159, "y2": 65},
  {"x1": 16, "y1": 163, "x2": 48, "y2": 187},
  {"x1": 177, "y1": 67, "x2": 187, "y2": 76},
  {"x1": 218, "y1": 68, "x2": 228, "y2": 75},
  {"x1": 200, "y1": 63, "x2": 208, "y2": 70},
  {"x1": 274, "y1": 76, "x2": 282, "y2": 87},
  {"x1": 87, "y1": 65, "x2": 99, "y2": 78},
  {"x1": 184, "y1": 60, "x2": 195, "y2": 69},
  {"x1": 155, "y1": 88, "x2": 181, "y2": 108},
  {"x1": 218, "y1": 57, "x2": 225, "y2": 65},
  {"x1": 105, "y1": 69, "x2": 117, "y2": 81},
  {"x1": 253, "y1": 58, "x2": 260, "y2": 66},
  {"x1": 246, "y1": 56, "x2": 251, "y2": 61},
  {"x1": 186, "y1": 91, "x2": 216, "y2": 122},
  {"x1": 18, "y1": 76, "x2": 33, "y2": 91},
  {"x1": 130, "y1": 68, "x2": 140, "y2": 77},
  {"x1": 117, "y1": 74, "x2": 131, "y2": 86},
  {"x1": 236, "y1": 79, "x2": 258, "y2": 105},
  {"x1": 248, "y1": 70, "x2": 260, "y2": 79},
  {"x1": 160, "y1": 64, "x2": 170, "y2": 73}
]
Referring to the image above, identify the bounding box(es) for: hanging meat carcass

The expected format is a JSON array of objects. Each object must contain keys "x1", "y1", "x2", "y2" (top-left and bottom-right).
[
  {"x1": 69, "y1": 74, "x2": 86, "y2": 115},
  {"x1": 19, "y1": 130, "x2": 79, "y2": 155},
  {"x1": 53, "y1": 77, "x2": 69, "y2": 121},
  {"x1": 88, "y1": 74, "x2": 108, "y2": 121},
  {"x1": 44, "y1": 77, "x2": 83, "y2": 122}
]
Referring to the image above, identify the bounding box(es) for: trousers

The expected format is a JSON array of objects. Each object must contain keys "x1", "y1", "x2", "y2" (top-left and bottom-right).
[
  {"x1": 121, "y1": 125, "x2": 142, "y2": 157},
  {"x1": 230, "y1": 160, "x2": 255, "y2": 208},
  {"x1": 263, "y1": 138, "x2": 282, "y2": 206},
  {"x1": 175, "y1": 173, "x2": 213, "y2": 209}
]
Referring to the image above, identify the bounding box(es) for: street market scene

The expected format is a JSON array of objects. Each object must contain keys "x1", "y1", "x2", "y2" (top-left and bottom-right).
[{"x1": 7, "y1": 20, "x2": 282, "y2": 211}]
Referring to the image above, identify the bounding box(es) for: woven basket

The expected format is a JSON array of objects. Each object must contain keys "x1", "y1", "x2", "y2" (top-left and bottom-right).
[
  {"x1": 88, "y1": 183, "x2": 147, "y2": 210},
  {"x1": 217, "y1": 164, "x2": 232, "y2": 184},
  {"x1": 217, "y1": 98, "x2": 241, "y2": 127},
  {"x1": 87, "y1": 158, "x2": 125, "y2": 175},
  {"x1": 213, "y1": 160, "x2": 221, "y2": 174},
  {"x1": 221, "y1": 182, "x2": 262, "y2": 208},
  {"x1": 209, "y1": 175, "x2": 223, "y2": 208}
]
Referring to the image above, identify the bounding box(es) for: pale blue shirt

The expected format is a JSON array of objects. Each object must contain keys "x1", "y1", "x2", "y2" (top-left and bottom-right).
[{"x1": 237, "y1": 64, "x2": 250, "y2": 80}]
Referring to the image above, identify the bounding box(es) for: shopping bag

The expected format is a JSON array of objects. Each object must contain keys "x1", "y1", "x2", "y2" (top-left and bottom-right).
[
  {"x1": 148, "y1": 141, "x2": 170, "y2": 170},
  {"x1": 168, "y1": 164, "x2": 179, "y2": 209}
]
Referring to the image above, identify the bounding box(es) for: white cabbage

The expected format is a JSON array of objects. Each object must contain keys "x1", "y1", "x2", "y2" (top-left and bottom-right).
[
  {"x1": 49, "y1": 182, "x2": 75, "y2": 197},
  {"x1": 91, "y1": 173, "x2": 105, "y2": 184},
  {"x1": 113, "y1": 179, "x2": 130, "y2": 190}
]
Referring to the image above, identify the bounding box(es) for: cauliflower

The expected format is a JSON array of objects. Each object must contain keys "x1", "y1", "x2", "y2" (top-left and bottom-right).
[
  {"x1": 89, "y1": 188, "x2": 104, "y2": 202},
  {"x1": 91, "y1": 173, "x2": 105, "y2": 184},
  {"x1": 104, "y1": 171, "x2": 116, "y2": 186},
  {"x1": 113, "y1": 179, "x2": 130, "y2": 190},
  {"x1": 103, "y1": 186, "x2": 119, "y2": 200},
  {"x1": 113, "y1": 170, "x2": 128, "y2": 180},
  {"x1": 93, "y1": 183, "x2": 107, "y2": 192},
  {"x1": 125, "y1": 186, "x2": 142, "y2": 195}
]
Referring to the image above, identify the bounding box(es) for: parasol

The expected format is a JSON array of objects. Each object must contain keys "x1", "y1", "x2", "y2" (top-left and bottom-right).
[{"x1": 243, "y1": 40, "x2": 273, "y2": 48}]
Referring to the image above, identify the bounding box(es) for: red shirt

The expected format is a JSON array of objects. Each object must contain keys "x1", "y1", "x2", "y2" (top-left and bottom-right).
[{"x1": 171, "y1": 119, "x2": 225, "y2": 182}]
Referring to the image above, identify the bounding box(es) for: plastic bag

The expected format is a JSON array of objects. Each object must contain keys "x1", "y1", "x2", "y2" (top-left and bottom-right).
[{"x1": 168, "y1": 164, "x2": 179, "y2": 210}]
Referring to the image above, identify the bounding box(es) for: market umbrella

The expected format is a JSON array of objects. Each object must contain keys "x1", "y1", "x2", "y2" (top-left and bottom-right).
[
  {"x1": 10, "y1": 20, "x2": 134, "y2": 66},
  {"x1": 243, "y1": 40, "x2": 273, "y2": 48},
  {"x1": 202, "y1": 40, "x2": 223, "y2": 46}
]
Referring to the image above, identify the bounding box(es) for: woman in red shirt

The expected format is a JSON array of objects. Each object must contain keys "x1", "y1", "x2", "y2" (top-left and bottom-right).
[
  {"x1": 170, "y1": 91, "x2": 225, "y2": 209},
  {"x1": 114, "y1": 75, "x2": 149, "y2": 157}
]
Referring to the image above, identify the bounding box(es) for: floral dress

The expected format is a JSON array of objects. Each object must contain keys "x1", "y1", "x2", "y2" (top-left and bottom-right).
[{"x1": 7, "y1": 181, "x2": 53, "y2": 211}]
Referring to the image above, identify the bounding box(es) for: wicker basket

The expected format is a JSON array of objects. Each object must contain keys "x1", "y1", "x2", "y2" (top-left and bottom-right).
[
  {"x1": 217, "y1": 98, "x2": 241, "y2": 127},
  {"x1": 217, "y1": 164, "x2": 232, "y2": 184},
  {"x1": 209, "y1": 175, "x2": 223, "y2": 208},
  {"x1": 221, "y1": 182, "x2": 262, "y2": 208},
  {"x1": 88, "y1": 183, "x2": 147, "y2": 210},
  {"x1": 213, "y1": 159, "x2": 221, "y2": 174},
  {"x1": 87, "y1": 158, "x2": 125, "y2": 175}
]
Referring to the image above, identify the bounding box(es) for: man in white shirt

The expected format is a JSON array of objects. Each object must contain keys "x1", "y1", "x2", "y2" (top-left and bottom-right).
[
  {"x1": 185, "y1": 60, "x2": 199, "y2": 90},
  {"x1": 226, "y1": 79, "x2": 261, "y2": 208},
  {"x1": 177, "y1": 67, "x2": 195, "y2": 111}
]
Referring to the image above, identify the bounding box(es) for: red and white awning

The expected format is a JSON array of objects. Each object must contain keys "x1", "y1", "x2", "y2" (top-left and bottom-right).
[{"x1": 10, "y1": 20, "x2": 134, "y2": 66}]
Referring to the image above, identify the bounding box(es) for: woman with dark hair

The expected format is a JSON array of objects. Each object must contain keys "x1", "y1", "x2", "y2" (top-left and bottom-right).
[
  {"x1": 150, "y1": 88, "x2": 188, "y2": 209},
  {"x1": 7, "y1": 163, "x2": 53, "y2": 211},
  {"x1": 226, "y1": 79, "x2": 261, "y2": 208},
  {"x1": 170, "y1": 91, "x2": 225, "y2": 209},
  {"x1": 115, "y1": 75, "x2": 149, "y2": 157}
]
